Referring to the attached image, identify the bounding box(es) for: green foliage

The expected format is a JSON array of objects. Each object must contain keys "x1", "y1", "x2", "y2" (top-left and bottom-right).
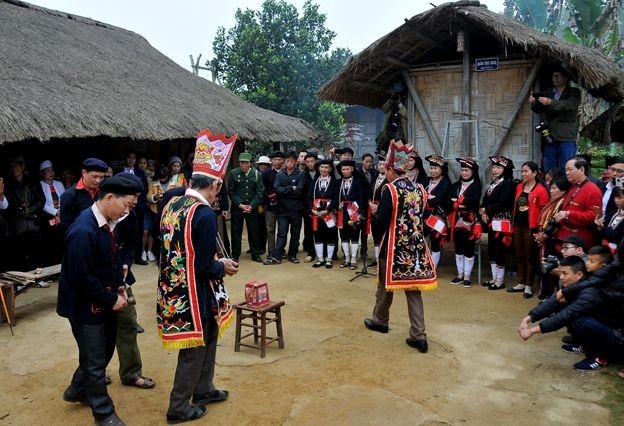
[
  {"x1": 504, "y1": 0, "x2": 549, "y2": 29},
  {"x1": 210, "y1": 0, "x2": 351, "y2": 144}
]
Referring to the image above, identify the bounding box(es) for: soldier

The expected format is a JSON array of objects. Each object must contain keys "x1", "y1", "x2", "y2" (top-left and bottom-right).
[{"x1": 228, "y1": 152, "x2": 264, "y2": 263}]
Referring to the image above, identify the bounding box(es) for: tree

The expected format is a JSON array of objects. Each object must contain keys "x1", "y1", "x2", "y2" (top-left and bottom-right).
[
  {"x1": 505, "y1": 0, "x2": 623, "y2": 145},
  {"x1": 210, "y1": 0, "x2": 351, "y2": 143}
]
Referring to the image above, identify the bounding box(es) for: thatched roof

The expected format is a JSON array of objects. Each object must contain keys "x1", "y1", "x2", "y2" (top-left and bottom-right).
[
  {"x1": 318, "y1": 0, "x2": 624, "y2": 108},
  {"x1": 0, "y1": 0, "x2": 319, "y2": 145},
  {"x1": 580, "y1": 101, "x2": 624, "y2": 144}
]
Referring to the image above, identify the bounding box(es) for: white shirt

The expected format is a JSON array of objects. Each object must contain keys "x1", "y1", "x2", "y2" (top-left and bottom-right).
[
  {"x1": 40, "y1": 179, "x2": 66, "y2": 216},
  {"x1": 91, "y1": 203, "x2": 119, "y2": 231},
  {"x1": 602, "y1": 181, "x2": 613, "y2": 217}
]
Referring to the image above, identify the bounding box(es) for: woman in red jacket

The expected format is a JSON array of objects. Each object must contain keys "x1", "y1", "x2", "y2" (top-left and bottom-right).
[{"x1": 507, "y1": 161, "x2": 549, "y2": 298}]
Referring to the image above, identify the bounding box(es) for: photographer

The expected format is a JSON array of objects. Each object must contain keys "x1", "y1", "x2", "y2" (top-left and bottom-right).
[
  {"x1": 529, "y1": 66, "x2": 581, "y2": 172},
  {"x1": 376, "y1": 82, "x2": 408, "y2": 156}
]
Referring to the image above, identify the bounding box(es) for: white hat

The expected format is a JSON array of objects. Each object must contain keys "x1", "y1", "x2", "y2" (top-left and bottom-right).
[
  {"x1": 39, "y1": 160, "x2": 53, "y2": 171},
  {"x1": 257, "y1": 155, "x2": 271, "y2": 165}
]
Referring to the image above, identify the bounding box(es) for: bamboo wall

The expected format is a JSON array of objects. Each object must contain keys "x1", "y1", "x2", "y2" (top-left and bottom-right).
[{"x1": 409, "y1": 60, "x2": 535, "y2": 179}]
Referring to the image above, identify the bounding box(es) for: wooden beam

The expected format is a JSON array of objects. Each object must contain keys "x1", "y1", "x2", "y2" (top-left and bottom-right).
[
  {"x1": 350, "y1": 80, "x2": 387, "y2": 93},
  {"x1": 462, "y1": 30, "x2": 471, "y2": 157},
  {"x1": 383, "y1": 56, "x2": 410, "y2": 69},
  {"x1": 401, "y1": 69, "x2": 444, "y2": 155},
  {"x1": 491, "y1": 58, "x2": 544, "y2": 157}
]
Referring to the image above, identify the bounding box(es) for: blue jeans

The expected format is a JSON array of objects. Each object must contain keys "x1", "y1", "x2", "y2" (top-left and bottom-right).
[
  {"x1": 543, "y1": 140, "x2": 577, "y2": 172},
  {"x1": 570, "y1": 317, "x2": 624, "y2": 360}
]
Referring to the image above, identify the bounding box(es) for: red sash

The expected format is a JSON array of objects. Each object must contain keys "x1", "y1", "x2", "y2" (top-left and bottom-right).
[
  {"x1": 338, "y1": 201, "x2": 358, "y2": 228},
  {"x1": 312, "y1": 198, "x2": 331, "y2": 231}
]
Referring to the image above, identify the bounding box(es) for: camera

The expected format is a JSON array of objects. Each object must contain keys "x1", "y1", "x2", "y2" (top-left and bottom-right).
[
  {"x1": 535, "y1": 121, "x2": 555, "y2": 144},
  {"x1": 541, "y1": 255, "x2": 559, "y2": 274},
  {"x1": 542, "y1": 217, "x2": 559, "y2": 237}
]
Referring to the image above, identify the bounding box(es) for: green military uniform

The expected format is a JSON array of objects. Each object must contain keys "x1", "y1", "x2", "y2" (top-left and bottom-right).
[{"x1": 227, "y1": 153, "x2": 265, "y2": 261}]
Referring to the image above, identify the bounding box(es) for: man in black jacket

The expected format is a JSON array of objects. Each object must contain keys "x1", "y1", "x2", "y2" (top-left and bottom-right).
[
  {"x1": 58, "y1": 174, "x2": 142, "y2": 426},
  {"x1": 517, "y1": 256, "x2": 608, "y2": 370},
  {"x1": 264, "y1": 151, "x2": 305, "y2": 264}
]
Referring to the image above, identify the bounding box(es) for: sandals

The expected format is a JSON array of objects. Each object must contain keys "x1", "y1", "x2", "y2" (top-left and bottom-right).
[
  {"x1": 122, "y1": 375, "x2": 155, "y2": 389},
  {"x1": 325, "y1": 260, "x2": 333, "y2": 269},
  {"x1": 166, "y1": 406, "x2": 206, "y2": 424},
  {"x1": 340, "y1": 262, "x2": 350, "y2": 268},
  {"x1": 481, "y1": 280, "x2": 494, "y2": 287},
  {"x1": 488, "y1": 282, "x2": 505, "y2": 290},
  {"x1": 312, "y1": 261, "x2": 324, "y2": 268},
  {"x1": 349, "y1": 263, "x2": 357, "y2": 270},
  {"x1": 191, "y1": 389, "x2": 229, "y2": 405}
]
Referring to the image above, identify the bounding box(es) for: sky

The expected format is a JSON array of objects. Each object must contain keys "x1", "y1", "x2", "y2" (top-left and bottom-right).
[{"x1": 26, "y1": 0, "x2": 506, "y2": 77}]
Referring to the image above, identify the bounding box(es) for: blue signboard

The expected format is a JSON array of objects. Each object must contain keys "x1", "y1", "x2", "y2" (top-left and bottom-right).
[{"x1": 474, "y1": 57, "x2": 499, "y2": 71}]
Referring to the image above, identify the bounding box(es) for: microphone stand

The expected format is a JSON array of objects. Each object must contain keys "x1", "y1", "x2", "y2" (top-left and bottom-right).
[{"x1": 349, "y1": 249, "x2": 376, "y2": 282}]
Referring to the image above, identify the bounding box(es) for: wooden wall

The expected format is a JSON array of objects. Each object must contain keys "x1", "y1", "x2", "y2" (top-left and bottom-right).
[{"x1": 409, "y1": 60, "x2": 536, "y2": 180}]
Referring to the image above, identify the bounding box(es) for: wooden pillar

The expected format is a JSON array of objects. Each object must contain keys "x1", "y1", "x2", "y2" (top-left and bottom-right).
[
  {"x1": 461, "y1": 30, "x2": 471, "y2": 156},
  {"x1": 401, "y1": 69, "x2": 444, "y2": 155}
]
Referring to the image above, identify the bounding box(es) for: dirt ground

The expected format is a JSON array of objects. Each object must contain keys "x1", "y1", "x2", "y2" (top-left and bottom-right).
[{"x1": 0, "y1": 247, "x2": 621, "y2": 425}]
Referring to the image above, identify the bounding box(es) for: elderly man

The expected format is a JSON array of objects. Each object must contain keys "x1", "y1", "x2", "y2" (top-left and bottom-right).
[
  {"x1": 553, "y1": 157, "x2": 602, "y2": 251},
  {"x1": 529, "y1": 66, "x2": 581, "y2": 171},
  {"x1": 158, "y1": 130, "x2": 238, "y2": 424},
  {"x1": 58, "y1": 174, "x2": 143, "y2": 426},
  {"x1": 228, "y1": 152, "x2": 264, "y2": 263},
  {"x1": 363, "y1": 141, "x2": 437, "y2": 352}
]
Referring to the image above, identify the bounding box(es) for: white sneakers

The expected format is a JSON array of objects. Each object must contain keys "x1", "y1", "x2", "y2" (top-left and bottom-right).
[{"x1": 142, "y1": 251, "x2": 157, "y2": 262}]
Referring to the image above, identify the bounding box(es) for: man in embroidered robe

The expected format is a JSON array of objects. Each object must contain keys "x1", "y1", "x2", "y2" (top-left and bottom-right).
[
  {"x1": 158, "y1": 129, "x2": 239, "y2": 424},
  {"x1": 363, "y1": 140, "x2": 437, "y2": 352}
]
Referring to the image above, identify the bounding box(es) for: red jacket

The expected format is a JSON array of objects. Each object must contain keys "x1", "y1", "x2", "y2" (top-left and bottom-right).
[
  {"x1": 513, "y1": 181, "x2": 549, "y2": 229},
  {"x1": 555, "y1": 179, "x2": 602, "y2": 249}
]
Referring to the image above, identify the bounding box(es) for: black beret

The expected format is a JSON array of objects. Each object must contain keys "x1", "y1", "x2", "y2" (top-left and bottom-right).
[
  {"x1": 100, "y1": 173, "x2": 143, "y2": 196},
  {"x1": 269, "y1": 151, "x2": 285, "y2": 159},
  {"x1": 336, "y1": 147, "x2": 354, "y2": 155},
  {"x1": 82, "y1": 157, "x2": 108, "y2": 173},
  {"x1": 338, "y1": 160, "x2": 356, "y2": 169}
]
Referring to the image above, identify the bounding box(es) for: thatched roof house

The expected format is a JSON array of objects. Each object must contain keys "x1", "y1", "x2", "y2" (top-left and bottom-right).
[
  {"x1": 318, "y1": 0, "x2": 624, "y2": 175},
  {"x1": 319, "y1": 1, "x2": 624, "y2": 107},
  {"x1": 0, "y1": 0, "x2": 319, "y2": 145}
]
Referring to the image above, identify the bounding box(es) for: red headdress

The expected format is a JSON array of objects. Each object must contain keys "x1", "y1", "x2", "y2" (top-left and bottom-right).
[
  {"x1": 386, "y1": 139, "x2": 414, "y2": 173},
  {"x1": 192, "y1": 129, "x2": 237, "y2": 181}
]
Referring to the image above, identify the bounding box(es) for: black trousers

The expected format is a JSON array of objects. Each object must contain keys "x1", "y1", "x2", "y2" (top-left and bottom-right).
[
  {"x1": 302, "y1": 212, "x2": 315, "y2": 257},
  {"x1": 230, "y1": 211, "x2": 260, "y2": 259},
  {"x1": 68, "y1": 316, "x2": 117, "y2": 420},
  {"x1": 274, "y1": 210, "x2": 303, "y2": 258},
  {"x1": 168, "y1": 317, "x2": 219, "y2": 416}
]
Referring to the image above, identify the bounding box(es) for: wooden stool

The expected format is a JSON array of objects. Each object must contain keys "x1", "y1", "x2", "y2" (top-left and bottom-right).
[{"x1": 234, "y1": 300, "x2": 285, "y2": 358}]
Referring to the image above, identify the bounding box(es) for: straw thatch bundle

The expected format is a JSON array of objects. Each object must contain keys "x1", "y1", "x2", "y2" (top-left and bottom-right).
[
  {"x1": 0, "y1": 0, "x2": 319, "y2": 145},
  {"x1": 318, "y1": 0, "x2": 624, "y2": 107},
  {"x1": 581, "y1": 101, "x2": 624, "y2": 144}
]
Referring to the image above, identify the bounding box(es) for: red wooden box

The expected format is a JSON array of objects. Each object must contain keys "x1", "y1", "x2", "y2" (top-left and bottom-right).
[{"x1": 244, "y1": 280, "x2": 270, "y2": 307}]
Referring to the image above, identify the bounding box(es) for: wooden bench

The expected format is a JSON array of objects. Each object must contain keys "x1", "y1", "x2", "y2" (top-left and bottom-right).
[
  {"x1": 234, "y1": 300, "x2": 285, "y2": 358},
  {"x1": 0, "y1": 264, "x2": 61, "y2": 327}
]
